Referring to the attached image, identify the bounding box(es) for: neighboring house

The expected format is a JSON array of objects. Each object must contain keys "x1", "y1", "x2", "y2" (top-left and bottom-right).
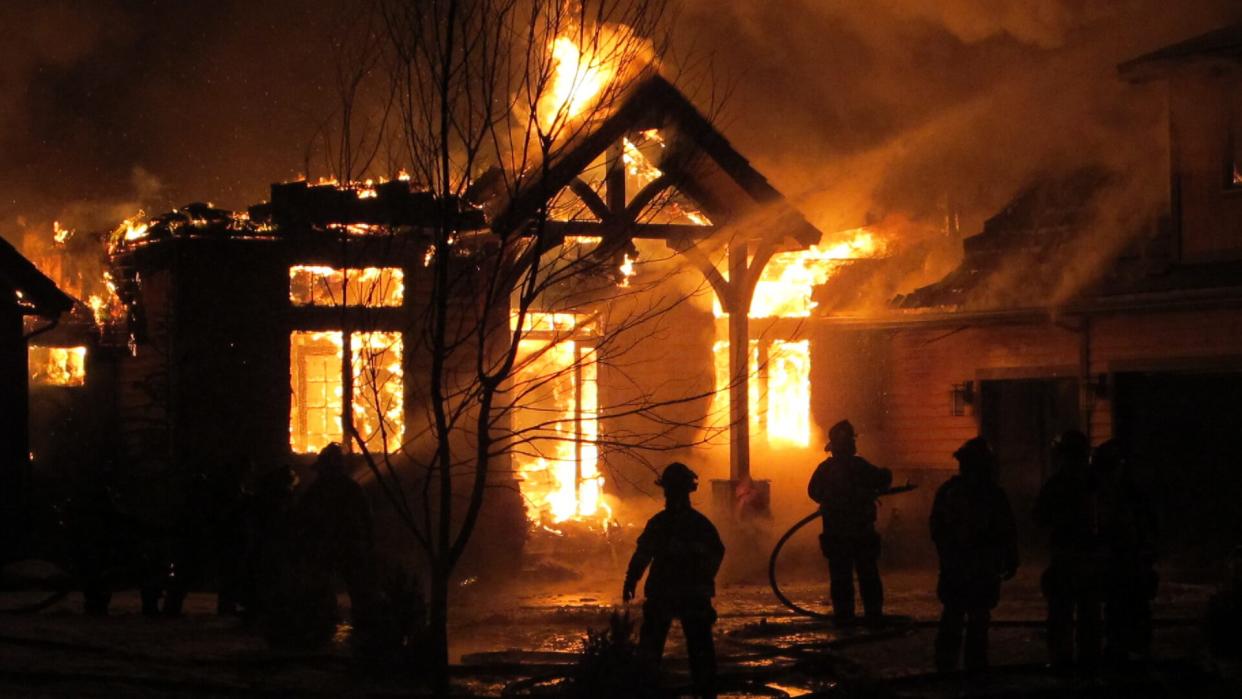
[
  {"x1": 817, "y1": 24, "x2": 1242, "y2": 570},
  {"x1": 1, "y1": 235, "x2": 74, "y2": 557}
]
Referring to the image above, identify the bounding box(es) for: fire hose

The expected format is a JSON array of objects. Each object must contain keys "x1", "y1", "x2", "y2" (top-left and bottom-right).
[{"x1": 767, "y1": 484, "x2": 917, "y2": 620}]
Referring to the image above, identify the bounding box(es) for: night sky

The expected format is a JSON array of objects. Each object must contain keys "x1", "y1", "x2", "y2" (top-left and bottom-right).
[{"x1": 3, "y1": 0, "x2": 1241, "y2": 240}]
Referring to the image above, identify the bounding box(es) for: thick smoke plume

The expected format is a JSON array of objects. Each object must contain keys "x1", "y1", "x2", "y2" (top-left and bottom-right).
[
  {"x1": 2, "y1": 1, "x2": 1241, "y2": 302},
  {"x1": 675, "y1": 1, "x2": 1240, "y2": 266}
]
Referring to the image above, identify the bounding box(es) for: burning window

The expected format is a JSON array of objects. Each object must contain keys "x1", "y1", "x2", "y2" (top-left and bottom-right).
[
  {"x1": 28, "y1": 346, "x2": 87, "y2": 387},
  {"x1": 288, "y1": 266, "x2": 404, "y2": 307},
  {"x1": 713, "y1": 339, "x2": 810, "y2": 447},
  {"x1": 512, "y1": 312, "x2": 609, "y2": 531},
  {"x1": 290, "y1": 331, "x2": 404, "y2": 454}
]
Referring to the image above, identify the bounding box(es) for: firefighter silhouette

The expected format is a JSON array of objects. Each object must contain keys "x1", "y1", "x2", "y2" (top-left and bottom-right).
[
  {"x1": 623, "y1": 462, "x2": 725, "y2": 699},
  {"x1": 1092, "y1": 439, "x2": 1158, "y2": 663},
  {"x1": 808, "y1": 419, "x2": 892, "y2": 623},
  {"x1": 930, "y1": 437, "x2": 1019, "y2": 672},
  {"x1": 1034, "y1": 430, "x2": 1105, "y2": 673},
  {"x1": 298, "y1": 443, "x2": 377, "y2": 619}
]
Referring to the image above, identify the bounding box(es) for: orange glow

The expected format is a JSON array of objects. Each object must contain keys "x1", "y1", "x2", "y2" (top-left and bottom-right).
[
  {"x1": 289, "y1": 331, "x2": 404, "y2": 454},
  {"x1": 706, "y1": 231, "x2": 877, "y2": 447},
  {"x1": 120, "y1": 212, "x2": 149, "y2": 242},
  {"x1": 29, "y1": 346, "x2": 87, "y2": 387},
  {"x1": 290, "y1": 331, "x2": 345, "y2": 454},
  {"x1": 351, "y1": 331, "x2": 404, "y2": 454},
  {"x1": 711, "y1": 339, "x2": 810, "y2": 447},
  {"x1": 513, "y1": 312, "x2": 611, "y2": 531},
  {"x1": 539, "y1": 35, "x2": 616, "y2": 128},
  {"x1": 766, "y1": 340, "x2": 811, "y2": 447},
  {"x1": 746, "y1": 229, "x2": 885, "y2": 319},
  {"x1": 289, "y1": 266, "x2": 404, "y2": 307}
]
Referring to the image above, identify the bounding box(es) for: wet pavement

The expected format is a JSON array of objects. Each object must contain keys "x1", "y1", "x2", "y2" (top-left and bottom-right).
[{"x1": 2, "y1": 563, "x2": 1236, "y2": 697}]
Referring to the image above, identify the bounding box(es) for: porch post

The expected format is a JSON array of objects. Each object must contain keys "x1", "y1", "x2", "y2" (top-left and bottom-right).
[{"x1": 727, "y1": 241, "x2": 750, "y2": 482}]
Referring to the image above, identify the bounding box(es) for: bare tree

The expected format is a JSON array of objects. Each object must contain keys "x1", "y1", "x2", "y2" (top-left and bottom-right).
[{"x1": 312, "y1": 0, "x2": 733, "y2": 690}]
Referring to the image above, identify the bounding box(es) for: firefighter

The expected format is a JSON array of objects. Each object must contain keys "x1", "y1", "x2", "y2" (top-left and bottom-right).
[
  {"x1": 299, "y1": 443, "x2": 377, "y2": 620},
  {"x1": 623, "y1": 462, "x2": 725, "y2": 699},
  {"x1": 808, "y1": 419, "x2": 893, "y2": 623},
  {"x1": 930, "y1": 438, "x2": 1019, "y2": 673},
  {"x1": 1034, "y1": 430, "x2": 1105, "y2": 673},
  {"x1": 1093, "y1": 440, "x2": 1158, "y2": 663}
]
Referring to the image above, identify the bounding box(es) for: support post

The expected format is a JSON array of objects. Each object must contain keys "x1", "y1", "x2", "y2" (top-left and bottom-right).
[{"x1": 727, "y1": 241, "x2": 750, "y2": 482}]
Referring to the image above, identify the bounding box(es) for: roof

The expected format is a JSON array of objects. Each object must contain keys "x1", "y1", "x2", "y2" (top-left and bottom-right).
[
  {"x1": 490, "y1": 74, "x2": 822, "y2": 250},
  {"x1": 893, "y1": 169, "x2": 1172, "y2": 312},
  {"x1": 0, "y1": 235, "x2": 75, "y2": 318},
  {"x1": 1119, "y1": 22, "x2": 1242, "y2": 79}
]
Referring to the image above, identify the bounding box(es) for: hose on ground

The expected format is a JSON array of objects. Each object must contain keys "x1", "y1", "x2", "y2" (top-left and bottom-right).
[
  {"x1": 768, "y1": 485, "x2": 918, "y2": 620},
  {"x1": 767, "y1": 511, "x2": 835, "y2": 620}
]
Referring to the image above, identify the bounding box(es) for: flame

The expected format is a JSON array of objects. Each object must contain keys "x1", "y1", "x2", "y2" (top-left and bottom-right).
[
  {"x1": 289, "y1": 265, "x2": 404, "y2": 307},
  {"x1": 540, "y1": 35, "x2": 615, "y2": 128},
  {"x1": 708, "y1": 229, "x2": 884, "y2": 448},
  {"x1": 52, "y1": 221, "x2": 72, "y2": 245},
  {"x1": 513, "y1": 312, "x2": 611, "y2": 532},
  {"x1": 714, "y1": 228, "x2": 886, "y2": 319},
  {"x1": 28, "y1": 346, "x2": 87, "y2": 387},
  {"x1": 289, "y1": 330, "x2": 404, "y2": 454},
  {"x1": 618, "y1": 253, "x2": 635, "y2": 286},
  {"x1": 120, "y1": 212, "x2": 150, "y2": 242}
]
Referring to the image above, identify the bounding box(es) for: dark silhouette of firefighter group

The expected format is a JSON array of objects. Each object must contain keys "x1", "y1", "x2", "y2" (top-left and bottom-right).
[
  {"x1": 65, "y1": 419, "x2": 1162, "y2": 697},
  {"x1": 622, "y1": 420, "x2": 1158, "y2": 697}
]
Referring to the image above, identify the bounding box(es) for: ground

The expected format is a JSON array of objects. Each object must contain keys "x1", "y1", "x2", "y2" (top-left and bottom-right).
[{"x1": 0, "y1": 562, "x2": 1236, "y2": 698}]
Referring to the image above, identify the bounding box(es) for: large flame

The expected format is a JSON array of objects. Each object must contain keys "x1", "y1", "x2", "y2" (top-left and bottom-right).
[
  {"x1": 711, "y1": 228, "x2": 885, "y2": 447},
  {"x1": 289, "y1": 330, "x2": 404, "y2": 455},
  {"x1": 28, "y1": 346, "x2": 87, "y2": 387},
  {"x1": 512, "y1": 312, "x2": 611, "y2": 532},
  {"x1": 746, "y1": 229, "x2": 885, "y2": 319},
  {"x1": 289, "y1": 265, "x2": 404, "y2": 307},
  {"x1": 539, "y1": 35, "x2": 616, "y2": 128}
]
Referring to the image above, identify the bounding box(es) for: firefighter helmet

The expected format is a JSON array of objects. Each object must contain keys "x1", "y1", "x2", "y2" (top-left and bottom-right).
[{"x1": 655, "y1": 462, "x2": 699, "y2": 493}]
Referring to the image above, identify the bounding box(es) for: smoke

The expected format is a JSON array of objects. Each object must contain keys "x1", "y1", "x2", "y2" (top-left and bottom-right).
[{"x1": 673, "y1": 0, "x2": 1241, "y2": 285}]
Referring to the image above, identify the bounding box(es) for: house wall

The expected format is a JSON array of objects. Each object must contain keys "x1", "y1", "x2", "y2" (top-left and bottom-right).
[
  {"x1": 1170, "y1": 65, "x2": 1242, "y2": 261},
  {"x1": 830, "y1": 305, "x2": 1242, "y2": 565}
]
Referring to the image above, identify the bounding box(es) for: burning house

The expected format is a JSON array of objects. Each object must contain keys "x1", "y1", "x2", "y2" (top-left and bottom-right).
[
  {"x1": 67, "y1": 73, "x2": 838, "y2": 564},
  {"x1": 16, "y1": 17, "x2": 1242, "y2": 587}
]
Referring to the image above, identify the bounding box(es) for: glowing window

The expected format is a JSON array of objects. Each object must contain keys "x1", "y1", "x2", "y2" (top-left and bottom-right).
[
  {"x1": 512, "y1": 312, "x2": 608, "y2": 530},
  {"x1": 712, "y1": 338, "x2": 810, "y2": 447},
  {"x1": 289, "y1": 266, "x2": 404, "y2": 307},
  {"x1": 290, "y1": 331, "x2": 404, "y2": 455},
  {"x1": 28, "y1": 346, "x2": 87, "y2": 387}
]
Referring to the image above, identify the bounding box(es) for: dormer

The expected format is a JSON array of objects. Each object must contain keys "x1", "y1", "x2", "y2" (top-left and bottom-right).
[{"x1": 1121, "y1": 24, "x2": 1242, "y2": 263}]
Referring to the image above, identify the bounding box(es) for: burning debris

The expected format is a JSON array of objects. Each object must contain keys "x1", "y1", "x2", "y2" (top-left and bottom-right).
[{"x1": 27, "y1": 345, "x2": 86, "y2": 387}]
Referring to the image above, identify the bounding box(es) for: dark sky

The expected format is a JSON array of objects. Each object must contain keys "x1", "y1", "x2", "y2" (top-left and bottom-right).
[{"x1": 3, "y1": 1, "x2": 1241, "y2": 242}]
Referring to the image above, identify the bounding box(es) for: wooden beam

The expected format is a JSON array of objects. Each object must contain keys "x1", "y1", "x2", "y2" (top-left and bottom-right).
[{"x1": 542, "y1": 220, "x2": 717, "y2": 241}]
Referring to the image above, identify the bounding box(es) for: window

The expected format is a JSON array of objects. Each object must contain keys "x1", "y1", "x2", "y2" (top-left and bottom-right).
[
  {"x1": 290, "y1": 331, "x2": 403, "y2": 454},
  {"x1": 713, "y1": 338, "x2": 811, "y2": 447},
  {"x1": 511, "y1": 312, "x2": 607, "y2": 529},
  {"x1": 28, "y1": 346, "x2": 87, "y2": 387},
  {"x1": 289, "y1": 266, "x2": 404, "y2": 307}
]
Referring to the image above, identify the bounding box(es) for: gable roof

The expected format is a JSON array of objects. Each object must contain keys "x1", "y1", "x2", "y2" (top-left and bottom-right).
[
  {"x1": 0, "y1": 235, "x2": 75, "y2": 318},
  {"x1": 489, "y1": 74, "x2": 821, "y2": 250},
  {"x1": 1119, "y1": 22, "x2": 1242, "y2": 80}
]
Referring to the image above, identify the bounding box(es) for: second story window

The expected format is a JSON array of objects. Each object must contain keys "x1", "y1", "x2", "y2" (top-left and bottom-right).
[{"x1": 288, "y1": 266, "x2": 404, "y2": 307}]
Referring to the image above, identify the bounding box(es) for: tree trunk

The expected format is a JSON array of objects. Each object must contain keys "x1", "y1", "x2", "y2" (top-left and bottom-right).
[{"x1": 429, "y1": 567, "x2": 451, "y2": 694}]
